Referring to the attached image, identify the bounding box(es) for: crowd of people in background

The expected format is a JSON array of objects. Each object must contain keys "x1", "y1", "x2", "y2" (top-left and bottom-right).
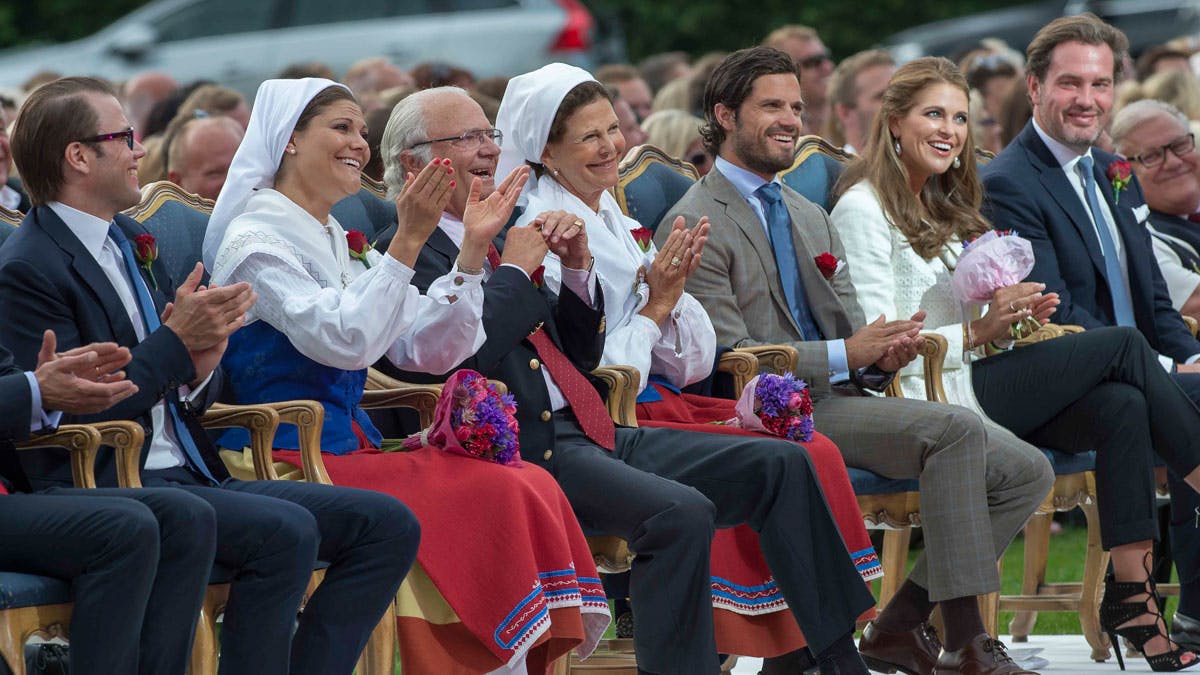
[{"x1": 7, "y1": 10, "x2": 1200, "y2": 675}]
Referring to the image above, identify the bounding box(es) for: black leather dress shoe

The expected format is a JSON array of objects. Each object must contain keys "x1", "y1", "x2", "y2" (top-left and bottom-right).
[
  {"x1": 1173, "y1": 611, "x2": 1200, "y2": 652},
  {"x1": 858, "y1": 620, "x2": 942, "y2": 675}
]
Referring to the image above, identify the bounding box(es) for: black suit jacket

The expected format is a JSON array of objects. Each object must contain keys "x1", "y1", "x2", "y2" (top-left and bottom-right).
[
  {"x1": 0, "y1": 345, "x2": 35, "y2": 492},
  {"x1": 1149, "y1": 210, "x2": 1200, "y2": 273},
  {"x1": 981, "y1": 121, "x2": 1200, "y2": 362},
  {"x1": 379, "y1": 227, "x2": 607, "y2": 470},
  {"x1": 0, "y1": 205, "x2": 229, "y2": 487}
]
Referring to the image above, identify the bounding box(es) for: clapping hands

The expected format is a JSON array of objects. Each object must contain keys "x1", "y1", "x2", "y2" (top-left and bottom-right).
[
  {"x1": 34, "y1": 330, "x2": 139, "y2": 414},
  {"x1": 388, "y1": 158, "x2": 456, "y2": 267},
  {"x1": 459, "y1": 166, "x2": 530, "y2": 271},
  {"x1": 639, "y1": 215, "x2": 709, "y2": 325}
]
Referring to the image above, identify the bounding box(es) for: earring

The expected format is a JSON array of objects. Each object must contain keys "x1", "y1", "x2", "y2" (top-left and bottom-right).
[
  {"x1": 952, "y1": 156, "x2": 961, "y2": 169},
  {"x1": 893, "y1": 139, "x2": 902, "y2": 156},
  {"x1": 286, "y1": 146, "x2": 296, "y2": 155}
]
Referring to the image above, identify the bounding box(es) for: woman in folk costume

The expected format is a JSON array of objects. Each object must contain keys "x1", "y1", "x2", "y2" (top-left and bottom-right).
[
  {"x1": 495, "y1": 63, "x2": 881, "y2": 669},
  {"x1": 206, "y1": 78, "x2": 608, "y2": 674}
]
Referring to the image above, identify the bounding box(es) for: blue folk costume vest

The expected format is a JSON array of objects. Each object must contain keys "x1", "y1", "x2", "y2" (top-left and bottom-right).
[{"x1": 218, "y1": 320, "x2": 381, "y2": 454}]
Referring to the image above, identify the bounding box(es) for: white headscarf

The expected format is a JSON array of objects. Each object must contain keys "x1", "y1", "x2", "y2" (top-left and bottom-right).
[
  {"x1": 203, "y1": 77, "x2": 350, "y2": 269},
  {"x1": 494, "y1": 63, "x2": 594, "y2": 196}
]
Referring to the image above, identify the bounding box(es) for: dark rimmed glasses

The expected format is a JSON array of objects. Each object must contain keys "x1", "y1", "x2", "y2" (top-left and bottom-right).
[
  {"x1": 410, "y1": 128, "x2": 502, "y2": 150},
  {"x1": 78, "y1": 127, "x2": 135, "y2": 150},
  {"x1": 1131, "y1": 133, "x2": 1195, "y2": 169},
  {"x1": 798, "y1": 51, "x2": 832, "y2": 70}
]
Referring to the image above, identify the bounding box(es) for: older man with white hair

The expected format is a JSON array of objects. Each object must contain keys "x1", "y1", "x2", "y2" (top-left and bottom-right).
[{"x1": 1112, "y1": 99, "x2": 1200, "y2": 322}]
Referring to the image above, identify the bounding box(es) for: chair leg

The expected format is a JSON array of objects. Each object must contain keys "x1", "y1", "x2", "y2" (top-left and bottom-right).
[
  {"x1": 552, "y1": 653, "x2": 571, "y2": 674},
  {"x1": 188, "y1": 602, "x2": 218, "y2": 675},
  {"x1": 877, "y1": 528, "x2": 912, "y2": 609},
  {"x1": 1079, "y1": 498, "x2": 1113, "y2": 663},
  {"x1": 1009, "y1": 512, "x2": 1051, "y2": 641},
  {"x1": 355, "y1": 602, "x2": 396, "y2": 675},
  {"x1": 0, "y1": 620, "x2": 26, "y2": 675}
]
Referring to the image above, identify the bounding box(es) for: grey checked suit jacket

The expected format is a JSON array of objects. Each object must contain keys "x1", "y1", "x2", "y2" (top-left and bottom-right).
[{"x1": 658, "y1": 167, "x2": 867, "y2": 400}]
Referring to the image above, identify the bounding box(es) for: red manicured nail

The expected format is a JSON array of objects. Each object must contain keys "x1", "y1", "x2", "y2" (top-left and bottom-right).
[{"x1": 449, "y1": 180, "x2": 456, "y2": 187}]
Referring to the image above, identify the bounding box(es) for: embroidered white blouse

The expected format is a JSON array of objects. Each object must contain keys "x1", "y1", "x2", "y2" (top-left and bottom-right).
[{"x1": 210, "y1": 189, "x2": 486, "y2": 374}]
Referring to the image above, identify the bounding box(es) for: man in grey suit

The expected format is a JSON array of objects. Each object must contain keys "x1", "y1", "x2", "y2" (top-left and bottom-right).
[{"x1": 661, "y1": 46, "x2": 1052, "y2": 675}]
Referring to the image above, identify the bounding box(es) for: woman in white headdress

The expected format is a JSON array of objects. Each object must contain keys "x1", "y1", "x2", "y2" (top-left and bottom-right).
[
  {"x1": 495, "y1": 64, "x2": 880, "y2": 664},
  {"x1": 208, "y1": 78, "x2": 609, "y2": 674}
]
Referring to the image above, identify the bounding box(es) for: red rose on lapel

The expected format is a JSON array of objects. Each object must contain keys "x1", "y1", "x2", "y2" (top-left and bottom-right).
[
  {"x1": 1107, "y1": 160, "x2": 1132, "y2": 204},
  {"x1": 346, "y1": 230, "x2": 372, "y2": 269},
  {"x1": 814, "y1": 252, "x2": 839, "y2": 280},
  {"x1": 132, "y1": 234, "x2": 159, "y2": 290},
  {"x1": 530, "y1": 265, "x2": 545, "y2": 289},
  {"x1": 630, "y1": 226, "x2": 653, "y2": 253}
]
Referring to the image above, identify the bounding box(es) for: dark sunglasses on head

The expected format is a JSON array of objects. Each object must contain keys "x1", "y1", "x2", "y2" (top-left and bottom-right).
[
  {"x1": 798, "y1": 52, "x2": 832, "y2": 69},
  {"x1": 78, "y1": 127, "x2": 135, "y2": 150}
]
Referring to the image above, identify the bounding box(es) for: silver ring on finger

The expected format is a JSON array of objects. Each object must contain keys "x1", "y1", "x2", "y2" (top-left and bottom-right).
[
  {"x1": 670, "y1": 256, "x2": 682, "y2": 267},
  {"x1": 1009, "y1": 302, "x2": 1017, "y2": 312}
]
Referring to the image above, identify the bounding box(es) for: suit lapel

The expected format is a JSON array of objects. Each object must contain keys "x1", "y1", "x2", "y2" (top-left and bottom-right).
[
  {"x1": 114, "y1": 215, "x2": 170, "y2": 315},
  {"x1": 33, "y1": 206, "x2": 140, "y2": 346},
  {"x1": 703, "y1": 170, "x2": 800, "y2": 333},
  {"x1": 425, "y1": 227, "x2": 460, "y2": 267},
  {"x1": 1021, "y1": 128, "x2": 1107, "y2": 279},
  {"x1": 1094, "y1": 155, "x2": 1156, "y2": 327},
  {"x1": 781, "y1": 190, "x2": 853, "y2": 339}
]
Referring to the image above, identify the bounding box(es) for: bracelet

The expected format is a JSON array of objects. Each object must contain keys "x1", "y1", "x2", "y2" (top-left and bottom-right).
[{"x1": 455, "y1": 258, "x2": 483, "y2": 276}]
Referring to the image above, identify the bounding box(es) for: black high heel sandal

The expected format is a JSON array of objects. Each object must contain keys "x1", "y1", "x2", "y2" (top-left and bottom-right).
[{"x1": 1100, "y1": 564, "x2": 1198, "y2": 672}]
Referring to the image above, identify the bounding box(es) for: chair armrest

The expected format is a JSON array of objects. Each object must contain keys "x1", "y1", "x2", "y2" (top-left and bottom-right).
[
  {"x1": 202, "y1": 404, "x2": 281, "y2": 481},
  {"x1": 1185, "y1": 316, "x2": 1198, "y2": 338},
  {"x1": 14, "y1": 424, "x2": 104, "y2": 488},
  {"x1": 884, "y1": 332, "x2": 950, "y2": 403},
  {"x1": 716, "y1": 351, "x2": 758, "y2": 394},
  {"x1": 1011, "y1": 322, "x2": 1085, "y2": 348},
  {"x1": 243, "y1": 400, "x2": 329, "y2": 484},
  {"x1": 89, "y1": 420, "x2": 146, "y2": 488},
  {"x1": 593, "y1": 365, "x2": 640, "y2": 427},
  {"x1": 735, "y1": 344, "x2": 799, "y2": 375}
]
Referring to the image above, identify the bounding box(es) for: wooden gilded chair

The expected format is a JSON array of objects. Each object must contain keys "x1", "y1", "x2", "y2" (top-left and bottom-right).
[
  {"x1": 613, "y1": 143, "x2": 699, "y2": 235},
  {"x1": 778, "y1": 135, "x2": 851, "y2": 211},
  {"x1": 0, "y1": 424, "x2": 117, "y2": 675},
  {"x1": 0, "y1": 204, "x2": 21, "y2": 246}
]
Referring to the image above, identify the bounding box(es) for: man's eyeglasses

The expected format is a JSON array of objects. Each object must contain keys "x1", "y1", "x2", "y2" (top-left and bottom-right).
[
  {"x1": 1131, "y1": 133, "x2": 1196, "y2": 168},
  {"x1": 410, "y1": 128, "x2": 502, "y2": 150},
  {"x1": 78, "y1": 127, "x2": 135, "y2": 150},
  {"x1": 798, "y1": 52, "x2": 832, "y2": 70}
]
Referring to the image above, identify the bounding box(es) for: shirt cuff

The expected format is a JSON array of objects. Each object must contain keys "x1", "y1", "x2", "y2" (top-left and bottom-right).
[
  {"x1": 828, "y1": 339, "x2": 850, "y2": 384},
  {"x1": 179, "y1": 369, "x2": 215, "y2": 402},
  {"x1": 24, "y1": 371, "x2": 61, "y2": 433},
  {"x1": 1161, "y1": 353, "x2": 1177, "y2": 372},
  {"x1": 560, "y1": 262, "x2": 596, "y2": 307},
  {"x1": 1188, "y1": 353, "x2": 1200, "y2": 365}
]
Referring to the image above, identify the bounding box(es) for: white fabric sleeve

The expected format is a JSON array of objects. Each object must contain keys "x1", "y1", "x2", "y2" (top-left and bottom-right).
[
  {"x1": 1150, "y1": 235, "x2": 1200, "y2": 312},
  {"x1": 599, "y1": 290, "x2": 716, "y2": 392},
  {"x1": 225, "y1": 251, "x2": 485, "y2": 372}
]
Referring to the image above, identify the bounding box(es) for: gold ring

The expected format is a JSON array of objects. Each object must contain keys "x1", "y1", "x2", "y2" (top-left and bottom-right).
[
  {"x1": 572, "y1": 219, "x2": 584, "y2": 229},
  {"x1": 670, "y1": 256, "x2": 682, "y2": 267}
]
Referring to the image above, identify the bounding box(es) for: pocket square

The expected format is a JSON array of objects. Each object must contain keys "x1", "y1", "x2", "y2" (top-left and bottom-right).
[{"x1": 1133, "y1": 204, "x2": 1150, "y2": 223}]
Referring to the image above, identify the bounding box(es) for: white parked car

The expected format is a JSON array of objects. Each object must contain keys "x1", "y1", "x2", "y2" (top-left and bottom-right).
[{"x1": 0, "y1": 0, "x2": 599, "y2": 94}]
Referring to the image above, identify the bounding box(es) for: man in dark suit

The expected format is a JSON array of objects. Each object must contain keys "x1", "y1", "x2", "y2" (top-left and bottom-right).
[
  {"x1": 1110, "y1": 99, "x2": 1200, "y2": 321},
  {"x1": 0, "y1": 332, "x2": 220, "y2": 675},
  {"x1": 379, "y1": 86, "x2": 876, "y2": 675},
  {"x1": 980, "y1": 14, "x2": 1200, "y2": 650},
  {"x1": 0, "y1": 76, "x2": 418, "y2": 675},
  {"x1": 664, "y1": 47, "x2": 1052, "y2": 675}
]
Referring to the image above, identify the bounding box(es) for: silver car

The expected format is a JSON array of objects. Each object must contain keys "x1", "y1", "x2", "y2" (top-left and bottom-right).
[{"x1": 0, "y1": 0, "x2": 599, "y2": 93}]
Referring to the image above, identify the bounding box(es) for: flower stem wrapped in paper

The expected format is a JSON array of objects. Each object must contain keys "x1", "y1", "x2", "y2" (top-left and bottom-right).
[
  {"x1": 951, "y1": 230, "x2": 1042, "y2": 341},
  {"x1": 400, "y1": 369, "x2": 522, "y2": 466},
  {"x1": 724, "y1": 373, "x2": 814, "y2": 442}
]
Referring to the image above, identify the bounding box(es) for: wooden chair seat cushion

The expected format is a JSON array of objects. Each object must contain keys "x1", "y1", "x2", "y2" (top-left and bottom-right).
[{"x1": 0, "y1": 573, "x2": 70, "y2": 610}]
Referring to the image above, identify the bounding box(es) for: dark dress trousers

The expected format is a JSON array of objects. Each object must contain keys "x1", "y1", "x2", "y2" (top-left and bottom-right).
[
  {"x1": 982, "y1": 121, "x2": 1200, "y2": 597},
  {"x1": 382, "y1": 227, "x2": 874, "y2": 675},
  {"x1": 0, "y1": 342, "x2": 219, "y2": 675},
  {"x1": 0, "y1": 206, "x2": 418, "y2": 675}
]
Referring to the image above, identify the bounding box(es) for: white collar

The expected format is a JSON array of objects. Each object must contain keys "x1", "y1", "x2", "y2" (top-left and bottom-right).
[
  {"x1": 1032, "y1": 118, "x2": 1093, "y2": 171},
  {"x1": 48, "y1": 201, "x2": 112, "y2": 260}
]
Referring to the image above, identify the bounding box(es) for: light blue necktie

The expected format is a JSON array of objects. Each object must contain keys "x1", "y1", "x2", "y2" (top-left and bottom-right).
[
  {"x1": 108, "y1": 223, "x2": 219, "y2": 485},
  {"x1": 1077, "y1": 156, "x2": 1136, "y2": 327},
  {"x1": 755, "y1": 182, "x2": 823, "y2": 340}
]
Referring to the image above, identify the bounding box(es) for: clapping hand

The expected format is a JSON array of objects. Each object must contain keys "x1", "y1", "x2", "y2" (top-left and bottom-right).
[
  {"x1": 533, "y1": 210, "x2": 591, "y2": 270},
  {"x1": 34, "y1": 330, "x2": 139, "y2": 414},
  {"x1": 874, "y1": 312, "x2": 927, "y2": 372},
  {"x1": 970, "y1": 282, "x2": 1059, "y2": 346},
  {"x1": 162, "y1": 263, "x2": 256, "y2": 385},
  {"x1": 459, "y1": 166, "x2": 530, "y2": 271},
  {"x1": 640, "y1": 216, "x2": 708, "y2": 324},
  {"x1": 388, "y1": 158, "x2": 455, "y2": 267},
  {"x1": 845, "y1": 311, "x2": 925, "y2": 371}
]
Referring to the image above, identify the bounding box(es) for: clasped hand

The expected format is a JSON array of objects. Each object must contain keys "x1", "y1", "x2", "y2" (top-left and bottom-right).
[
  {"x1": 970, "y1": 282, "x2": 1059, "y2": 347},
  {"x1": 846, "y1": 311, "x2": 927, "y2": 372}
]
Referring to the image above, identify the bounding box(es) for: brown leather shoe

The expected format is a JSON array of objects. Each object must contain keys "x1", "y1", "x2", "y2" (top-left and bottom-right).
[
  {"x1": 858, "y1": 620, "x2": 941, "y2": 675},
  {"x1": 933, "y1": 635, "x2": 1036, "y2": 674}
]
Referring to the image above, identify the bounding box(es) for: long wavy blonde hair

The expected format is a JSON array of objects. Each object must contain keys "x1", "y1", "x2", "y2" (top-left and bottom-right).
[{"x1": 834, "y1": 57, "x2": 991, "y2": 259}]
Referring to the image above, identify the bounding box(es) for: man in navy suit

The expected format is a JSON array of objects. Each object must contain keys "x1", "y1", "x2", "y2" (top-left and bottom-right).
[
  {"x1": 981, "y1": 13, "x2": 1200, "y2": 650},
  {"x1": 0, "y1": 333, "x2": 220, "y2": 675},
  {"x1": 0, "y1": 76, "x2": 418, "y2": 675}
]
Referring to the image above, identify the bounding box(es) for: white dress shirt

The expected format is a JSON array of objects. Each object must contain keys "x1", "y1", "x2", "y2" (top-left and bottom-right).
[
  {"x1": 1147, "y1": 221, "x2": 1200, "y2": 312},
  {"x1": 49, "y1": 201, "x2": 209, "y2": 471}
]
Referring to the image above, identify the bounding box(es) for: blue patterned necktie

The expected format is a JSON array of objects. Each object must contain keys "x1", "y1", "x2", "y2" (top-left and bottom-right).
[
  {"x1": 1077, "y1": 156, "x2": 1136, "y2": 327},
  {"x1": 107, "y1": 223, "x2": 218, "y2": 485},
  {"x1": 755, "y1": 182, "x2": 823, "y2": 340}
]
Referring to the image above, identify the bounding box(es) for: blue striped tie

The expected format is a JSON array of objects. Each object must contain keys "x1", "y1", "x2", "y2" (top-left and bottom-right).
[
  {"x1": 1077, "y1": 156, "x2": 1136, "y2": 327},
  {"x1": 108, "y1": 223, "x2": 219, "y2": 485}
]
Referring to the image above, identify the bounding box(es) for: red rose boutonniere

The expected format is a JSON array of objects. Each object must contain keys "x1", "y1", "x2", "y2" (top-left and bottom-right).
[
  {"x1": 530, "y1": 265, "x2": 545, "y2": 289},
  {"x1": 133, "y1": 234, "x2": 159, "y2": 290},
  {"x1": 814, "y1": 252, "x2": 842, "y2": 280},
  {"x1": 346, "y1": 230, "x2": 372, "y2": 269},
  {"x1": 630, "y1": 226, "x2": 653, "y2": 253},
  {"x1": 1107, "y1": 160, "x2": 1132, "y2": 204}
]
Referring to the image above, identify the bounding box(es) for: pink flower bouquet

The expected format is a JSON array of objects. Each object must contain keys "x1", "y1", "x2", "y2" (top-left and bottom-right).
[
  {"x1": 401, "y1": 369, "x2": 522, "y2": 466},
  {"x1": 950, "y1": 230, "x2": 1041, "y2": 339},
  {"x1": 726, "y1": 373, "x2": 814, "y2": 442}
]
